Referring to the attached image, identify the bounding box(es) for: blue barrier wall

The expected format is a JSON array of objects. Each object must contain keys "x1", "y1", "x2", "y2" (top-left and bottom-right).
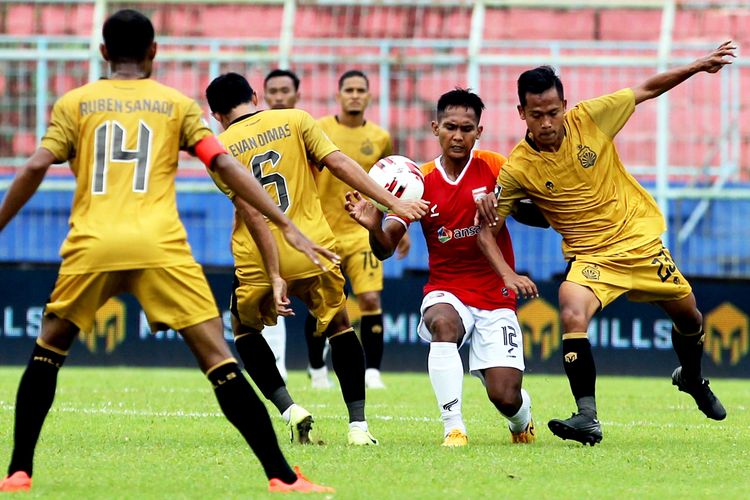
[{"x1": 2, "y1": 179, "x2": 749, "y2": 279}]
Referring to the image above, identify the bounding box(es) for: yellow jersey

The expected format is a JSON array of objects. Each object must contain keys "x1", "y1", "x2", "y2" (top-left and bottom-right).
[
  {"x1": 212, "y1": 109, "x2": 339, "y2": 279},
  {"x1": 496, "y1": 88, "x2": 665, "y2": 259},
  {"x1": 314, "y1": 115, "x2": 392, "y2": 245},
  {"x1": 40, "y1": 78, "x2": 213, "y2": 274}
]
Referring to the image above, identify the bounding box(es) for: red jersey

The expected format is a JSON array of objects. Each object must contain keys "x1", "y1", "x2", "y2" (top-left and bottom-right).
[{"x1": 388, "y1": 150, "x2": 517, "y2": 311}]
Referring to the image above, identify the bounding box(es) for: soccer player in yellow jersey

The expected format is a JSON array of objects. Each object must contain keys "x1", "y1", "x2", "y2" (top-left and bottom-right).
[
  {"x1": 310, "y1": 70, "x2": 408, "y2": 390},
  {"x1": 205, "y1": 72, "x2": 427, "y2": 446},
  {"x1": 477, "y1": 42, "x2": 736, "y2": 446},
  {"x1": 264, "y1": 69, "x2": 301, "y2": 110},
  {"x1": 0, "y1": 10, "x2": 334, "y2": 493}
]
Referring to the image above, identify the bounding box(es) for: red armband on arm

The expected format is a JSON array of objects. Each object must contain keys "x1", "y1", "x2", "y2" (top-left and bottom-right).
[{"x1": 194, "y1": 136, "x2": 228, "y2": 170}]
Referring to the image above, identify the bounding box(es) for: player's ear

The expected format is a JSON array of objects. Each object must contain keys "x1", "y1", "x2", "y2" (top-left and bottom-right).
[
  {"x1": 431, "y1": 121, "x2": 439, "y2": 136},
  {"x1": 476, "y1": 125, "x2": 483, "y2": 140},
  {"x1": 148, "y1": 42, "x2": 157, "y2": 61},
  {"x1": 517, "y1": 104, "x2": 525, "y2": 120},
  {"x1": 562, "y1": 99, "x2": 567, "y2": 112},
  {"x1": 251, "y1": 92, "x2": 259, "y2": 106},
  {"x1": 99, "y1": 43, "x2": 109, "y2": 62}
]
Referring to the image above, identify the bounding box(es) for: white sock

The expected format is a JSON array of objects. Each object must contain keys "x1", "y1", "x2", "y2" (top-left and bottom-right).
[
  {"x1": 262, "y1": 319, "x2": 287, "y2": 380},
  {"x1": 281, "y1": 403, "x2": 296, "y2": 423},
  {"x1": 428, "y1": 342, "x2": 465, "y2": 436},
  {"x1": 507, "y1": 388, "x2": 532, "y2": 433},
  {"x1": 349, "y1": 421, "x2": 368, "y2": 432}
]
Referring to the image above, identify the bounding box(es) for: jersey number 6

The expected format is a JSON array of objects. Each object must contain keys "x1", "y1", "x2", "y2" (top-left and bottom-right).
[{"x1": 250, "y1": 150, "x2": 290, "y2": 213}]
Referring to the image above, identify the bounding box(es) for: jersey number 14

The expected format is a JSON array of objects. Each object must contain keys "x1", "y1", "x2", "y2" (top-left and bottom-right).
[{"x1": 91, "y1": 120, "x2": 151, "y2": 195}]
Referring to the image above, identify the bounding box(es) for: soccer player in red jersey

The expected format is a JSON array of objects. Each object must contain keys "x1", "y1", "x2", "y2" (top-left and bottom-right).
[{"x1": 345, "y1": 89, "x2": 544, "y2": 446}]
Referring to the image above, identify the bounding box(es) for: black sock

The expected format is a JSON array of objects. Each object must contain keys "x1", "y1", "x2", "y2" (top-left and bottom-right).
[
  {"x1": 8, "y1": 344, "x2": 67, "y2": 476},
  {"x1": 562, "y1": 336, "x2": 597, "y2": 417},
  {"x1": 361, "y1": 313, "x2": 384, "y2": 370},
  {"x1": 305, "y1": 313, "x2": 327, "y2": 369},
  {"x1": 672, "y1": 326, "x2": 704, "y2": 382},
  {"x1": 208, "y1": 362, "x2": 296, "y2": 483},
  {"x1": 234, "y1": 333, "x2": 286, "y2": 403},
  {"x1": 328, "y1": 329, "x2": 366, "y2": 421}
]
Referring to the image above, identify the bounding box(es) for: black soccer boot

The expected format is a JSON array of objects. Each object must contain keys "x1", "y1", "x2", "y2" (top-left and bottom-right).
[
  {"x1": 548, "y1": 412, "x2": 603, "y2": 446},
  {"x1": 672, "y1": 367, "x2": 727, "y2": 421}
]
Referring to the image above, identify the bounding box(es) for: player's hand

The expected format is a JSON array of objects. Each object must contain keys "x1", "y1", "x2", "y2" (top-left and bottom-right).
[
  {"x1": 389, "y1": 197, "x2": 429, "y2": 221},
  {"x1": 395, "y1": 231, "x2": 411, "y2": 259},
  {"x1": 697, "y1": 40, "x2": 736, "y2": 74},
  {"x1": 280, "y1": 224, "x2": 340, "y2": 272},
  {"x1": 502, "y1": 272, "x2": 539, "y2": 300},
  {"x1": 474, "y1": 192, "x2": 500, "y2": 227},
  {"x1": 271, "y1": 275, "x2": 294, "y2": 316},
  {"x1": 345, "y1": 191, "x2": 383, "y2": 230}
]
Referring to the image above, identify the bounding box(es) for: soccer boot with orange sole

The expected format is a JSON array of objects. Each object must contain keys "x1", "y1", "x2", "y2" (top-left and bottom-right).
[{"x1": 268, "y1": 466, "x2": 335, "y2": 493}]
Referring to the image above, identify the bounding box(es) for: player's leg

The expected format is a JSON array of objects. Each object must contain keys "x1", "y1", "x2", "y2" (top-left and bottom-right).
[
  {"x1": 229, "y1": 275, "x2": 318, "y2": 444},
  {"x1": 136, "y1": 265, "x2": 331, "y2": 491},
  {"x1": 419, "y1": 291, "x2": 471, "y2": 446},
  {"x1": 304, "y1": 311, "x2": 332, "y2": 389},
  {"x1": 303, "y1": 271, "x2": 375, "y2": 444},
  {"x1": 469, "y1": 307, "x2": 534, "y2": 444},
  {"x1": 2, "y1": 272, "x2": 123, "y2": 491},
  {"x1": 348, "y1": 245, "x2": 386, "y2": 389},
  {"x1": 262, "y1": 317, "x2": 288, "y2": 382},
  {"x1": 547, "y1": 279, "x2": 603, "y2": 445},
  {"x1": 656, "y1": 293, "x2": 726, "y2": 420},
  {"x1": 358, "y1": 291, "x2": 386, "y2": 389}
]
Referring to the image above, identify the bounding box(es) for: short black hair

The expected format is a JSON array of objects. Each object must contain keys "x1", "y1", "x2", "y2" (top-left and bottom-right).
[
  {"x1": 436, "y1": 88, "x2": 485, "y2": 122},
  {"x1": 264, "y1": 69, "x2": 300, "y2": 91},
  {"x1": 102, "y1": 9, "x2": 155, "y2": 64},
  {"x1": 206, "y1": 73, "x2": 255, "y2": 115},
  {"x1": 517, "y1": 65, "x2": 564, "y2": 108},
  {"x1": 338, "y1": 69, "x2": 369, "y2": 90}
]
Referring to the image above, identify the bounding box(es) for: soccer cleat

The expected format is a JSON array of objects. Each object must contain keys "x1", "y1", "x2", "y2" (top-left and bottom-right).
[
  {"x1": 268, "y1": 466, "x2": 335, "y2": 493},
  {"x1": 441, "y1": 428, "x2": 468, "y2": 447},
  {"x1": 0, "y1": 471, "x2": 31, "y2": 492},
  {"x1": 672, "y1": 367, "x2": 727, "y2": 420},
  {"x1": 347, "y1": 427, "x2": 379, "y2": 446},
  {"x1": 548, "y1": 413, "x2": 603, "y2": 446},
  {"x1": 288, "y1": 405, "x2": 322, "y2": 445},
  {"x1": 365, "y1": 368, "x2": 386, "y2": 389},
  {"x1": 309, "y1": 366, "x2": 332, "y2": 390},
  {"x1": 510, "y1": 419, "x2": 536, "y2": 444}
]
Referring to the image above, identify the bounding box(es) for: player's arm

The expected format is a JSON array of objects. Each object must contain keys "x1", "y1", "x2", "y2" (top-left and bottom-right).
[
  {"x1": 511, "y1": 199, "x2": 550, "y2": 228},
  {"x1": 0, "y1": 148, "x2": 56, "y2": 231},
  {"x1": 233, "y1": 197, "x2": 293, "y2": 316},
  {"x1": 632, "y1": 40, "x2": 735, "y2": 105},
  {"x1": 477, "y1": 221, "x2": 538, "y2": 299},
  {"x1": 196, "y1": 137, "x2": 339, "y2": 270},
  {"x1": 345, "y1": 191, "x2": 406, "y2": 261},
  {"x1": 322, "y1": 151, "x2": 428, "y2": 221}
]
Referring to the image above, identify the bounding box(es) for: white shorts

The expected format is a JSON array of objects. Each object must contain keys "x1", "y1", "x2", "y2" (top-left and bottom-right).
[{"x1": 418, "y1": 290, "x2": 525, "y2": 377}]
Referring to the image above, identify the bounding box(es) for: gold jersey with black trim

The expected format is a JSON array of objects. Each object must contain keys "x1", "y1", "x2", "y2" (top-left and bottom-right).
[
  {"x1": 211, "y1": 108, "x2": 340, "y2": 279},
  {"x1": 496, "y1": 88, "x2": 666, "y2": 258},
  {"x1": 314, "y1": 115, "x2": 392, "y2": 245},
  {"x1": 40, "y1": 78, "x2": 213, "y2": 274}
]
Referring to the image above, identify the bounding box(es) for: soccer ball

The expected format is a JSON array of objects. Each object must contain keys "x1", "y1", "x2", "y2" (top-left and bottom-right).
[{"x1": 368, "y1": 155, "x2": 424, "y2": 212}]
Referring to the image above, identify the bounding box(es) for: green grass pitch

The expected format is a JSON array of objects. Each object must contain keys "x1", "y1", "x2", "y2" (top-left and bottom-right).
[{"x1": 0, "y1": 367, "x2": 747, "y2": 498}]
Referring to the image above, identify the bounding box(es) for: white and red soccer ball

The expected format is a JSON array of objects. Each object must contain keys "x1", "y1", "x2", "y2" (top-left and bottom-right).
[{"x1": 368, "y1": 155, "x2": 424, "y2": 212}]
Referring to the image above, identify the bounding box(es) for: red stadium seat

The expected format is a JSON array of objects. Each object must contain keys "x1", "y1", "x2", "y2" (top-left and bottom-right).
[
  {"x1": 599, "y1": 9, "x2": 661, "y2": 41},
  {"x1": 13, "y1": 132, "x2": 36, "y2": 156},
  {"x1": 7, "y1": 5, "x2": 35, "y2": 35}
]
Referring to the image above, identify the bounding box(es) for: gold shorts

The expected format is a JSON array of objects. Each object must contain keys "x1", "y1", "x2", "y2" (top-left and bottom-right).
[
  {"x1": 566, "y1": 247, "x2": 693, "y2": 309},
  {"x1": 45, "y1": 264, "x2": 219, "y2": 333},
  {"x1": 337, "y1": 236, "x2": 383, "y2": 295},
  {"x1": 231, "y1": 266, "x2": 347, "y2": 334}
]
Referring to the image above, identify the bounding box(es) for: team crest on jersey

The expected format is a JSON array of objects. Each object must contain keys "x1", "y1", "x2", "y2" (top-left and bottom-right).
[
  {"x1": 360, "y1": 139, "x2": 374, "y2": 156},
  {"x1": 545, "y1": 181, "x2": 554, "y2": 191},
  {"x1": 437, "y1": 226, "x2": 453, "y2": 243},
  {"x1": 577, "y1": 144, "x2": 598, "y2": 168},
  {"x1": 582, "y1": 265, "x2": 600, "y2": 280},
  {"x1": 471, "y1": 187, "x2": 487, "y2": 202}
]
